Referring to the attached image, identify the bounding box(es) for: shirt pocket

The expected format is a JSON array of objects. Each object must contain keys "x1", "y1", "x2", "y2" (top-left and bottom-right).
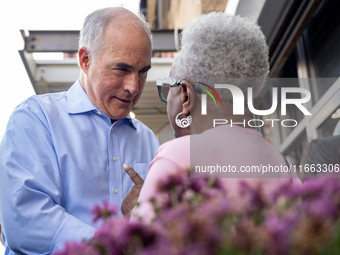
[{"x1": 133, "y1": 163, "x2": 149, "y2": 180}]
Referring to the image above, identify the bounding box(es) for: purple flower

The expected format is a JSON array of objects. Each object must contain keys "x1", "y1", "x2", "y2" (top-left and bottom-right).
[
  {"x1": 197, "y1": 194, "x2": 234, "y2": 218},
  {"x1": 154, "y1": 203, "x2": 224, "y2": 253},
  {"x1": 231, "y1": 220, "x2": 258, "y2": 253},
  {"x1": 90, "y1": 200, "x2": 118, "y2": 223},
  {"x1": 179, "y1": 243, "x2": 220, "y2": 255},
  {"x1": 301, "y1": 178, "x2": 340, "y2": 200},
  {"x1": 301, "y1": 179, "x2": 328, "y2": 199},
  {"x1": 302, "y1": 194, "x2": 338, "y2": 219},
  {"x1": 92, "y1": 217, "x2": 165, "y2": 254},
  {"x1": 238, "y1": 181, "x2": 267, "y2": 213},
  {"x1": 91, "y1": 219, "x2": 124, "y2": 254},
  {"x1": 138, "y1": 241, "x2": 177, "y2": 255},
  {"x1": 188, "y1": 178, "x2": 207, "y2": 193},
  {"x1": 155, "y1": 172, "x2": 189, "y2": 207},
  {"x1": 155, "y1": 203, "x2": 189, "y2": 223},
  {"x1": 55, "y1": 173, "x2": 340, "y2": 255},
  {"x1": 120, "y1": 220, "x2": 160, "y2": 248},
  {"x1": 264, "y1": 214, "x2": 296, "y2": 255},
  {"x1": 271, "y1": 179, "x2": 300, "y2": 202},
  {"x1": 189, "y1": 178, "x2": 224, "y2": 194},
  {"x1": 157, "y1": 172, "x2": 187, "y2": 192}
]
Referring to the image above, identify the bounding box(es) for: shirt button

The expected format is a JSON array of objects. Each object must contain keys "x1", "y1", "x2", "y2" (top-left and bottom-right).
[
  {"x1": 97, "y1": 110, "x2": 102, "y2": 115},
  {"x1": 111, "y1": 127, "x2": 114, "y2": 131},
  {"x1": 112, "y1": 156, "x2": 117, "y2": 161},
  {"x1": 114, "y1": 189, "x2": 119, "y2": 194}
]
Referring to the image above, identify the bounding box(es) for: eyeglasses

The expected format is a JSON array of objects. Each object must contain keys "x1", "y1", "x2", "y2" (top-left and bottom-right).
[
  {"x1": 156, "y1": 77, "x2": 183, "y2": 103},
  {"x1": 156, "y1": 77, "x2": 221, "y2": 105}
]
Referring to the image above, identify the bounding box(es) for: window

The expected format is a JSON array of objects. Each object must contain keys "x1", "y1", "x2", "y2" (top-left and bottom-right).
[{"x1": 303, "y1": 0, "x2": 340, "y2": 99}]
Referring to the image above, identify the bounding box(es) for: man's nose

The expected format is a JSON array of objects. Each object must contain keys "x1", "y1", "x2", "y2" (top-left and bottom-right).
[{"x1": 123, "y1": 73, "x2": 139, "y2": 95}]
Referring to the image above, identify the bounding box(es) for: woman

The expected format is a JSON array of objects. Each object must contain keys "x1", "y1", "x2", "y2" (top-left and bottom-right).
[{"x1": 131, "y1": 12, "x2": 297, "y2": 221}]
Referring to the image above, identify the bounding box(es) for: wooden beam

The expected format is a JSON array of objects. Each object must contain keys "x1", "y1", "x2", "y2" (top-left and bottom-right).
[{"x1": 147, "y1": 0, "x2": 157, "y2": 27}]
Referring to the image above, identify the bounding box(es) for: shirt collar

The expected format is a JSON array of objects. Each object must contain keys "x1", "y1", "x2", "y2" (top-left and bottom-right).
[
  {"x1": 120, "y1": 116, "x2": 137, "y2": 130},
  {"x1": 67, "y1": 80, "x2": 97, "y2": 114},
  {"x1": 67, "y1": 80, "x2": 137, "y2": 130}
]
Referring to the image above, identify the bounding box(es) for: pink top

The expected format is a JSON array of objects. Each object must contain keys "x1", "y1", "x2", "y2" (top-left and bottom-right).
[{"x1": 132, "y1": 125, "x2": 299, "y2": 221}]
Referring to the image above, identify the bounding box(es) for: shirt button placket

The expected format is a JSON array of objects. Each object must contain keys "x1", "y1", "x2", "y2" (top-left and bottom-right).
[
  {"x1": 109, "y1": 126, "x2": 121, "y2": 201},
  {"x1": 112, "y1": 156, "x2": 118, "y2": 195}
]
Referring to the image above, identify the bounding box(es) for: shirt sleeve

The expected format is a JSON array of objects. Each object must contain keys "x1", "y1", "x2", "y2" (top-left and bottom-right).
[
  {"x1": 0, "y1": 100, "x2": 96, "y2": 254},
  {"x1": 131, "y1": 137, "x2": 190, "y2": 222},
  {"x1": 132, "y1": 158, "x2": 181, "y2": 222}
]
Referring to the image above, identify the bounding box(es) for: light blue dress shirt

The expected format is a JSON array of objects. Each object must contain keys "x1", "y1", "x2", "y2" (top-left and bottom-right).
[{"x1": 0, "y1": 80, "x2": 159, "y2": 255}]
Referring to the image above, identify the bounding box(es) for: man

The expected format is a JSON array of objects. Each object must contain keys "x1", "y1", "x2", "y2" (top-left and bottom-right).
[{"x1": 0, "y1": 7, "x2": 158, "y2": 254}]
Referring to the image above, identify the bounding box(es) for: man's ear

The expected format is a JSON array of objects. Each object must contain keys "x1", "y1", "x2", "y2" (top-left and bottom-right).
[
  {"x1": 180, "y1": 80, "x2": 195, "y2": 115},
  {"x1": 78, "y1": 47, "x2": 91, "y2": 74}
]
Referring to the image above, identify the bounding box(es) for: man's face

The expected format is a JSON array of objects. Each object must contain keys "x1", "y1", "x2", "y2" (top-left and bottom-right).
[{"x1": 84, "y1": 19, "x2": 152, "y2": 120}]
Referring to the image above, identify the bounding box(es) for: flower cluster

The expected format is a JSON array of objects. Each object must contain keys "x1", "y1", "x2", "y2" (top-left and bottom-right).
[{"x1": 55, "y1": 170, "x2": 340, "y2": 255}]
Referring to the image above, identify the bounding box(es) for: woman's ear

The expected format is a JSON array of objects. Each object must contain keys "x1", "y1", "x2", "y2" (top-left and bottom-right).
[
  {"x1": 78, "y1": 47, "x2": 91, "y2": 74},
  {"x1": 180, "y1": 80, "x2": 195, "y2": 115}
]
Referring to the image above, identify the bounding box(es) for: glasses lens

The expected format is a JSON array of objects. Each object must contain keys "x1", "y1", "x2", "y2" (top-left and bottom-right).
[
  {"x1": 156, "y1": 78, "x2": 183, "y2": 103},
  {"x1": 160, "y1": 87, "x2": 170, "y2": 103}
]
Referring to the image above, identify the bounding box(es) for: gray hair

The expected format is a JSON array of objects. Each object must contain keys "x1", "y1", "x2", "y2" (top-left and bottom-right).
[
  {"x1": 79, "y1": 7, "x2": 152, "y2": 60},
  {"x1": 172, "y1": 12, "x2": 269, "y2": 101}
]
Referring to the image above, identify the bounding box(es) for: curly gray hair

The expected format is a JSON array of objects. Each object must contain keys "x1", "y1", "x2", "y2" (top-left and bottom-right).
[
  {"x1": 171, "y1": 12, "x2": 269, "y2": 101},
  {"x1": 79, "y1": 7, "x2": 151, "y2": 60}
]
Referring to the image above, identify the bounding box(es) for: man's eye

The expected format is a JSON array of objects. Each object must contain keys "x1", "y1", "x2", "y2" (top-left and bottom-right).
[
  {"x1": 138, "y1": 69, "x2": 149, "y2": 78},
  {"x1": 139, "y1": 68, "x2": 150, "y2": 74},
  {"x1": 114, "y1": 68, "x2": 128, "y2": 74}
]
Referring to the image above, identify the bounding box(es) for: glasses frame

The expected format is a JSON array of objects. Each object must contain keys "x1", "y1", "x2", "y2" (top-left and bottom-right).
[
  {"x1": 156, "y1": 77, "x2": 220, "y2": 106},
  {"x1": 156, "y1": 77, "x2": 184, "y2": 103}
]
